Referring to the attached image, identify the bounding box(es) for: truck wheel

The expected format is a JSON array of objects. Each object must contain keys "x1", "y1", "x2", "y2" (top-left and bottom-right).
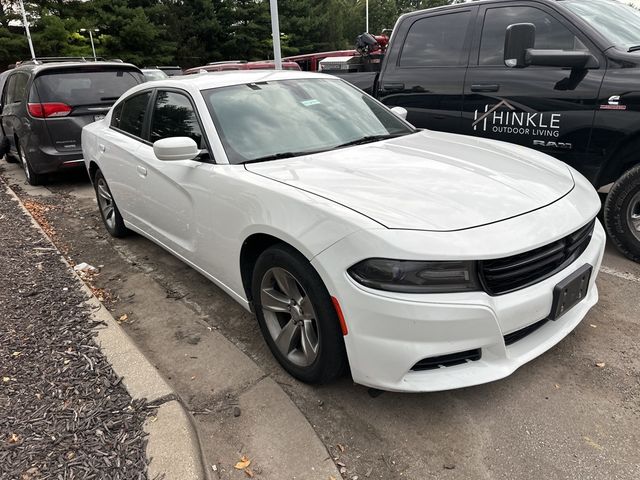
[{"x1": 604, "y1": 164, "x2": 640, "y2": 262}]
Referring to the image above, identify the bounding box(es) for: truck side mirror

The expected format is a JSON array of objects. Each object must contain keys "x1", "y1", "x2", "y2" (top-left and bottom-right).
[
  {"x1": 504, "y1": 23, "x2": 535, "y2": 68},
  {"x1": 526, "y1": 50, "x2": 599, "y2": 69},
  {"x1": 505, "y1": 22, "x2": 599, "y2": 70}
]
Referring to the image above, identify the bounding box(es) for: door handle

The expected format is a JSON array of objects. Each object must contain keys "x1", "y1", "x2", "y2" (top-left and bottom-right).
[
  {"x1": 382, "y1": 82, "x2": 405, "y2": 92},
  {"x1": 470, "y1": 84, "x2": 500, "y2": 93},
  {"x1": 136, "y1": 165, "x2": 147, "y2": 177}
]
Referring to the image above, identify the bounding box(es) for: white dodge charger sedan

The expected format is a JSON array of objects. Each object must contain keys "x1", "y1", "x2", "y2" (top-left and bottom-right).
[{"x1": 82, "y1": 71, "x2": 605, "y2": 392}]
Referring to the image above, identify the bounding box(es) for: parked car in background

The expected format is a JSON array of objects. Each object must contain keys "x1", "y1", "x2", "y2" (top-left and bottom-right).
[
  {"x1": 331, "y1": 0, "x2": 640, "y2": 263},
  {"x1": 82, "y1": 71, "x2": 604, "y2": 392},
  {"x1": 0, "y1": 69, "x2": 12, "y2": 157},
  {"x1": 183, "y1": 60, "x2": 300, "y2": 75},
  {"x1": 283, "y1": 50, "x2": 358, "y2": 72},
  {"x1": 141, "y1": 68, "x2": 169, "y2": 81},
  {"x1": 0, "y1": 58, "x2": 144, "y2": 185},
  {"x1": 155, "y1": 66, "x2": 183, "y2": 76}
]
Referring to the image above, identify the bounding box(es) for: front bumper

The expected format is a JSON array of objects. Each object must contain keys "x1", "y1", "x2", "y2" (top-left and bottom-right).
[{"x1": 312, "y1": 218, "x2": 606, "y2": 392}]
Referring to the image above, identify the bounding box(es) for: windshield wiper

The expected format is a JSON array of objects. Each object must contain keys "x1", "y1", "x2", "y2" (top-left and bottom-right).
[
  {"x1": 333, "y1": 132, "x2": 412, "y2": 149},
  {"x1": 628, "y1": 45, "x2": 640, "y2": 52},
  {"x1": 241, "y1": 149, "x2": 322, "y2": 164}
]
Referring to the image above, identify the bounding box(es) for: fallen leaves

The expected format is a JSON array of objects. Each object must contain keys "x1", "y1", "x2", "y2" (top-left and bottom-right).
[
  {"x1": 23, "y1": 200, "x2": 57, "y2": 238},
  {"x1": 234, "y1": 455, "x2": 251, "y2": 470},
  {"x1": 233, "y1": 455, "x2": 255, "y2": 477}
]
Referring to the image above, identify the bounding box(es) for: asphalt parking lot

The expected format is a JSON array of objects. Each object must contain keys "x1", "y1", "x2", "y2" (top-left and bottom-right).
[{"x1": 2, "y1": 162, "x2": 639, "y2": 480}]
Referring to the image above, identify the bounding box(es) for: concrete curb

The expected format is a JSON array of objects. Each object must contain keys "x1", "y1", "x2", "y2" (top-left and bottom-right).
[{"x1": 2, "y1": 179, "x2": 209, "y2": 480}]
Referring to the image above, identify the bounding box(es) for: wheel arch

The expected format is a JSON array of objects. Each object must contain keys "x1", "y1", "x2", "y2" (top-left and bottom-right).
[
  {"x1": 239, "y1": 232, "x2": 312, "y2": 304},
  {"x1": 88, "y1": 160, "x2": 100, "y2": 183},
  {"x1": 596, "y1": 134, "x2": 640, "y2": 188}
]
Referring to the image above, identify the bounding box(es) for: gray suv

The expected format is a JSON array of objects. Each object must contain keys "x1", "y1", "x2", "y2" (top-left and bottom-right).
[{"x1": 0, "y1": 59, "x2": 144, "y2": 185}]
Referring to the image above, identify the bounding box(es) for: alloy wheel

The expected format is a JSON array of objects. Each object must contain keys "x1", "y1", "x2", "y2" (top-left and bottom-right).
[
  {"x1": 96, "y1": 177, "x2": 116, "y2": 231},
  {"x1": 628, "y1": 190, "x2": 640, "y2": 242},
  {"x1": 260, "y1": 267, "x2": 320, "y2": 367}
]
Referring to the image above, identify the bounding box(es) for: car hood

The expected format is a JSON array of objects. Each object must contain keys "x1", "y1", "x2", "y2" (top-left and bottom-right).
[{"x1": 245, "y1": 130, "x2": 575, "y2": 231}]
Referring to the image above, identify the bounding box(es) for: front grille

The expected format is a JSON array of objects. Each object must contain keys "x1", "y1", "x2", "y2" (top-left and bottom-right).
[
  {"x1": 411, "y1": 349, "x2": 482, "y2": 371},
  {"x1": 479, "y1": 220, "x2": 595, "y2": 295},
  {"x1": 503, "y1": 318, "x2": 549, "y2": 346}
]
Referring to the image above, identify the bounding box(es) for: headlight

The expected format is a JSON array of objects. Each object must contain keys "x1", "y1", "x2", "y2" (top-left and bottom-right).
[{"x1": 347, "y1": 258, "x2": 480, "y2": 293}]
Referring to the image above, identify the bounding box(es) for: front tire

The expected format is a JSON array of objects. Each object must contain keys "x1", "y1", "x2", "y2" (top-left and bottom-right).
[
  {"x1": 251, "y1": 244, "x2": 347, "y2": 384},
  {"x1": 94, "y1": 170, "x2": 129, "y2": 238},
  {"x1": 604, "y1": 164, "x2": 640, "y2": 262}
]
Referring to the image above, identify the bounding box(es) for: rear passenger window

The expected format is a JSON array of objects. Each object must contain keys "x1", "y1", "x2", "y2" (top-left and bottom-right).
[
  {"x1": 116, "y1": 92, "x2": 150, "y2": 138},
  {"x1": 149, "y1": 91, "x2": 204, "y2": 148},
  {"x1": 5, "y1": 74, "x2": 28, "y2": 104},
  {"x1": 479, "y1": 6, "x2": 588, "y2": 66},
  {"x1": 400, "y1": 12, "x2": 472, "y2": 67}
]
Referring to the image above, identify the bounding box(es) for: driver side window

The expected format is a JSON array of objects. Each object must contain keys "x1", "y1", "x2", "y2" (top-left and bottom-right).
[{"x1": 479, "y1": 6, "x2": 588, "y2": 66}]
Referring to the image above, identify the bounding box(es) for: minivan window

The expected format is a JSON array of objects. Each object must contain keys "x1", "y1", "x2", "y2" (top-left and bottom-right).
[
  {"x1": 149, "y1": 91, "x2": 204, "y2": 148},
  {"x1": 33, "y1": 68, "x2": 143, "y2": 107},
  {"x1": 5, "y1": 73, "x2": 28, "y2": 104},
  {"x1": 479, "y1": 6, "x2": 588, "y2": 66},
  {"x1": 400, "y1": 11, "x2": 472, "y2": 67},
  {"x1": 116, "y1": 92, "x2": 151, "y2": 138}
]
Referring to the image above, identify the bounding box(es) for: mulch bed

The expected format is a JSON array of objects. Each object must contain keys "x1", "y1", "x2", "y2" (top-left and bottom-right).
[{"x1": 0, "y1": 181, "x2": 152, "y2": 480}]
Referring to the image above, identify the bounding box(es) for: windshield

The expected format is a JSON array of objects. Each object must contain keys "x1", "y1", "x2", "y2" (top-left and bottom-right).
[
  {"x1": 563, "y1": 0, "x2": 640, "y2": 49},
  {"x1": 202, "y1": 78, "x2": 414, "y2": 164}
]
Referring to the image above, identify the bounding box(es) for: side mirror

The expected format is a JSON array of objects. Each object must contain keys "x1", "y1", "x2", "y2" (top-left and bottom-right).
[
  {"x1": 504, "y1": 23, "x2": 535, "y2": 68},
  {"x1": 390, "y1": 106, "x2": 408, "y2": 120},
  {"x1": 525, "y1": 49, "x2": 598, "y2": 69},
  {"x1": 153, "y1": 137, "x2": 199, "y2": 161},
  {"x1": 505, "y1": 22, "x2": 599, "y2": 70}
]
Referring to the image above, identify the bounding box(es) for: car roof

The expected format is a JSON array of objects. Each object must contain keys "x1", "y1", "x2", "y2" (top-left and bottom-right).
[
  {"x1": 134, "y1": 70, "x2": 330, "y2": 92},
  {"x1": 13, "y1": 61, "x2": 140, "y2": 74}
]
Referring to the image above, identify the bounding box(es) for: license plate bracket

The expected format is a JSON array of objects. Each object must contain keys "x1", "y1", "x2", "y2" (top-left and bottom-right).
[{"x1": 549, "y1": 264, "x2": 592, "y2": 320}]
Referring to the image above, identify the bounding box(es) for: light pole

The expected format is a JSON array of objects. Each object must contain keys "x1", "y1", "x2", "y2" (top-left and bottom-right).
[
  {"x1": 366, "y1": 0, "x2": 369, "y2": 33},
  {"x1": 269, "y1": 0, "x2": 282, "y2": 70},
  {"x1": 80, "y1": 28, "x2": 100, "y2": 61},
  {"x1": 18, "y1": 0, "x2": 36, "y2": 61}
]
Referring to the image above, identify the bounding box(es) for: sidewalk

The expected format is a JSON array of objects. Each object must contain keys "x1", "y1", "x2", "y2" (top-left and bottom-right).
[{"x1": 0, "y1": 179, "x2": 206, "y2": 480}]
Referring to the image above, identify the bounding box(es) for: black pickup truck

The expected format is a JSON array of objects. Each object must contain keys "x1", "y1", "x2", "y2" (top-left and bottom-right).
[{"x1": 333, "y1": 0, "x2": 640, "y2": 262}]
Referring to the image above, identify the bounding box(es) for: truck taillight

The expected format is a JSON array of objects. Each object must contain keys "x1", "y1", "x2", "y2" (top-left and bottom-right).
[{"x1": 28, "y1": 102, "x2": 72, "y2": 118}]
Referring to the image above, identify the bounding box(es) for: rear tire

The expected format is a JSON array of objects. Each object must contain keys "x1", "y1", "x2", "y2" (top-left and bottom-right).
[
  {"x1": 93, "y1": 170, "x2": 129, "y2": 238},
  {"x1": 17, "y1": 140, "x2": 45, "y2": 186},
  {"x1": 251, "y1": 244, "x2": 347, "y2": 384},
  {"x1": 604, "y1": 164, "x2": 640, "y2": 262}
]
